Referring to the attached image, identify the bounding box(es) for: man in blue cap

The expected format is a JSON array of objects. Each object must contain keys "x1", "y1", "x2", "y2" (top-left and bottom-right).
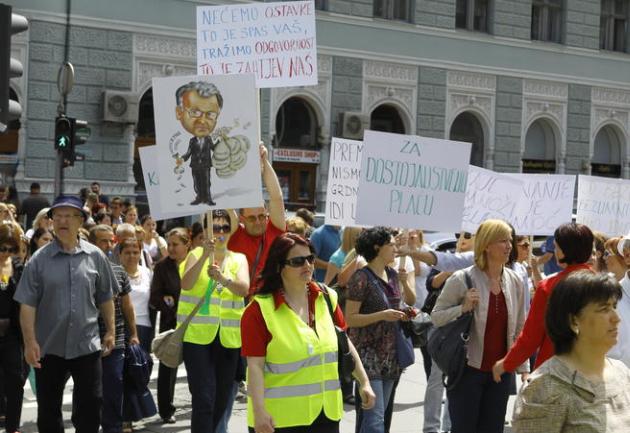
[{"x1": 14, "y1": 195, "x2": 119, "y2": 433}]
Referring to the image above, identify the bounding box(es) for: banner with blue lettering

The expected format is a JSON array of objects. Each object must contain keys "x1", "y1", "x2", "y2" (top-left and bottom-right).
[
  {"x1": 577, "y1": 174, "x2": 630, "y2": 236},
  {"x1": 355, "y1": 130, "x2": 471, "y2": 231},
  {"x1": 196, "y1": 1, "x2": 317, "y2": 88}
]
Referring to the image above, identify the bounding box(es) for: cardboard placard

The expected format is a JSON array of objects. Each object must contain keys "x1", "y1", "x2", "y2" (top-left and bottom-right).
[
  {"x1": 577, "y1": 175, "x2": 630, "y2": 236},
  {"x1": 324, "y1": 137, "x2": 364, "y2": 226}
]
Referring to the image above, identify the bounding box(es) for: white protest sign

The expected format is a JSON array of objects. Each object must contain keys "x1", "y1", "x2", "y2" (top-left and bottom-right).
[
  {"x1": 153, "y1": 74, "x2": 263, "y2": 218},
  {"x1": 197, "y1": 1, "x2": 317, "y2": 88},
  {"x1": 507, "y1": 173, "x2": 575, "y2": 235},
  {"x1": 461, "y1": 166, "x2": 525, "y2": 233},
  {"x1": 576, "y1": 175, "x2": 630, "y2": 236},
  {"x1": 324, "y1": 138, "x2": 363, "y2": 226},
  {"x1": 355, "y1": 130, "x2": 471, "y2": 231},
  {"x1": 138, "y1": 146, "x2": 193, "y2": 221}
]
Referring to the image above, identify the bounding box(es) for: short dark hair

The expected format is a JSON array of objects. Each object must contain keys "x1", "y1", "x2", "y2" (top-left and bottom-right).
[
  {"x1": 295, "y1": 208, "x2": 314, "y2": 226},
  {"x1": 257, "y1": 233, "x2": 314, "y2": 295},
  {"x1": 91, "y1": 181, "x2": 100, "y2": 187},
  {"x1": 29, "y1": 227, "x2": 53, "y2": 256},
  {"x1": 30, "y1": 182, "x2": 40, "y2": 190},
  {"x1": 554, "y1": 223, "x2": 593, "y2": 265},
  {"x1": 191, "y1": 221, "x2": 204, "y2": 239},
  {"x1": 546, "y1": 271, "x2": 622, "y2": 355},
  {"x1": 355, "y1": 226, "x2": 397, "y2": 263}
]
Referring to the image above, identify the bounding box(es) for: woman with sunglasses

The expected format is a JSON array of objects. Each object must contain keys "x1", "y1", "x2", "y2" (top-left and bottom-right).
[
  {"x1": 178, "y1": 209, "x2": 249, "y2": 433},
  {"x1": 241, "y1": 232, "x2": 375, "y2": 433},
  {"x1": 0, "y1": 222, "x2": 28, "y2": 433}
]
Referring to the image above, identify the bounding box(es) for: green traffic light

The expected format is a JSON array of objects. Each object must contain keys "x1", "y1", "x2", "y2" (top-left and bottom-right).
[{"x1": 57, "y1": 135, "x2": 69, "y2": 148}]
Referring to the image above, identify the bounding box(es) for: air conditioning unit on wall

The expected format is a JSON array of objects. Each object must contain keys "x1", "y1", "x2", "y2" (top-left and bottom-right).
[
  {"x1": 103, "y1": 90, "x2": 138, "y2": 123},
  {"x1": 339, "y1": 111, "x2": 369, "y2": 140}
]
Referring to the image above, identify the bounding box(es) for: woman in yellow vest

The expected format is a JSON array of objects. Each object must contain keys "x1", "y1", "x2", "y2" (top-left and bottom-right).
[
  {"x1": 178, "y1": 209, "x2": 249, "y2": 433},
  {"x1": 241, "y1": 233, "x2": 376, "y2": 433}
]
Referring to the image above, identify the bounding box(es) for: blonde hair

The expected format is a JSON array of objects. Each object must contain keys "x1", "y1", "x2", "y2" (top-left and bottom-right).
[
  {"x1": 341, "y1": 227, "x2": 362, "y2": 253},
  {"x1": 474, "y1": 219, "x2": 512, "y2": 270},
  {"x1": 286, "y1": 216, "x2": 308, "y2": 237}
]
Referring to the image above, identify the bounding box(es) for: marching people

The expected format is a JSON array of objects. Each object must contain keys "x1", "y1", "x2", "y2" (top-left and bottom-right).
[
  {"x1": 179, "y1": 210, "x2": 249, "y2": 433},
  {"x1": 89, "y1": 225, "x2": 139, "y2": 433},
  {"x1": 512, "y1": 271, "x2": 630, "y2": 432},
  {"x1": 141, "y1": 215, "x2": 168, "y2": 263},
  {"x1": 345, "y1": 226, "x2": 415, "y2": 433},
  {"x1": 492, "y1": 223, "x2": 594, "y2": 380},
  {"x1": 431, "y1": 219, "x2": 527, "y2": 433},
  {"x1": 14, "y1": 195, "x2": 118, "y2": 433},
  {"x1": 0, "y1": 222, "x2": 27, "y2": 433},
  {"x1": 150, "y1": 227, "x2": 190, "y2": 424},
  {"x1": 241, "y1": 232, "x2": 375, "y2": 433}
]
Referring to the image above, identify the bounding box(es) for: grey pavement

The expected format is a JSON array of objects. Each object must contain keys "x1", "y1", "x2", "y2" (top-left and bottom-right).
[{"x1": 20, "y1": 350, "x2": 517, "y2": 432}]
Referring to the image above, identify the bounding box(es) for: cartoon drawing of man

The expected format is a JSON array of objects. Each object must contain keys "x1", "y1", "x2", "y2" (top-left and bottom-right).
[{"x1": 175, "y1": 81, "x2": 222, "y2": 206}]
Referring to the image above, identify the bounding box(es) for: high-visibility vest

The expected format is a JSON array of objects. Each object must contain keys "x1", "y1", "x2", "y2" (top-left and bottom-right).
[
  {"x1": 247, "y1": 290, "x2": 343, "y2": 428},
  {"x1": 176, "y1": 247, "x2": 246, "y2": 347}
]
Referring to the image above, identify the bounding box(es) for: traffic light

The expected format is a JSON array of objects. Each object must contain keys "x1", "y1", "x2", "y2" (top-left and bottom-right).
[
  {"x1": 0, "y1": 4, "x2": 28, "y2": 133},
  {"x1": 55, "y1": 116, "x2": 90, "y2": 167}
]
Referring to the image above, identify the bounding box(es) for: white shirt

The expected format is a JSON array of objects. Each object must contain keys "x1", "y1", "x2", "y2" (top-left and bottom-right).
[
  {"x1": 609, "y1": 272, "x2": 630, "y2": 368},
  {"x1": 129, "y1": 266, "x2": 153, "y2": 327}
]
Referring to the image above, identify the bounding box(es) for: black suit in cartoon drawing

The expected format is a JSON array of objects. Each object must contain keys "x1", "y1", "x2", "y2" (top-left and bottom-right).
[{"x1": 180, "y1": 136, "x2": 217, "y2": 205}]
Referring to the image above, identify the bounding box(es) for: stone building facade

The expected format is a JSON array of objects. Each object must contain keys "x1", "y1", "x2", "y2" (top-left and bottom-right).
[{"x1": 6, "y1": 0, "x2": 630, "y2": 211}]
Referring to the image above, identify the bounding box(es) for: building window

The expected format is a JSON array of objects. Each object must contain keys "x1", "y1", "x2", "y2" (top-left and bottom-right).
[
  {"x1": 314, "y1": 0, "x2": 328, "y2": 11},
  {"x1": 374, "y1": 0, "x2": 412, "y2": 22},
  {"x1": 275, "y1": 97, "x2": 318, "y2": 148},
  {"x1": 531, "y1": 0, "x2": 563, "y2": 43},
  {"x1": 370, "y1": 104, "x2": 406, "y2": 134},
  {"x1": 592, "y1": 125, "x2": 622, "y2": 177},
  {"x1": 523, "y1": 118, "x2": 557, "y2": 173},
  {"x1": 450, "y1": 112, "x2": 485, "y2": 167},
  {"x1": 134, "y1": 89, "x2": 155, "y2": 192},
  {"x1": 456, "y1": 0, "x2": 490, "y2": 32},
  {"x1": 600, "y1": 0, "x2": 629, "y2": 52}
]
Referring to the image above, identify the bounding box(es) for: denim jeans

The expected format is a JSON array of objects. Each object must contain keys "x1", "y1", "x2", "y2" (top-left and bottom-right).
[
  {"x1": 423, "y1": 359, "x2": 451, "y2": 433},
  {"x1": 358, "y1": 379, "x2": 396, "y2": 433},
  {"x1": 101, "y1": 348, "x2": 125, "y2": 433},
  {"x1": 183, "y1": 339, "x2": 239, "y2": 433},
  {"x1": 447, "y1": 366, "x2": 511, "y2": 433},
  {"x1": 215, "y1": 381, "x2": 238, "y2": 433}
]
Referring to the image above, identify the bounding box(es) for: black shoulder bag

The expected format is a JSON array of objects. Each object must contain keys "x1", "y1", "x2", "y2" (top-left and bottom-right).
[
  {"x1": 426, "y1": 270, "x2": 474, "y2": 391},
  {"x1": 319, "y1": 284, "x2": 356, "y2": 385}
]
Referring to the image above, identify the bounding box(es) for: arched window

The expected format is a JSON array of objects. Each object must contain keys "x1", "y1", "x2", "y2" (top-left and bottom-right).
[
  {"x1": 272, "y1": 97, "x2": 320, "y2": 210},
  {"x1": 523, "y1": 118, "x2": 557, "y2": 173},
  {"x1": 370, "y1": 104, "x2": 406, "y2": 134},
  {"x1": 449, "y1": 111, "x2": 485, "y2": 167},
  {"x1": 133, "y1": 89, "x2": 155, "y2": 192},
  {"x1": 592, "y1": 125, "x2": 622, "y2": 177},
  {"x1": 275, "y1": 97, "x2": 317, "y2": 148}
]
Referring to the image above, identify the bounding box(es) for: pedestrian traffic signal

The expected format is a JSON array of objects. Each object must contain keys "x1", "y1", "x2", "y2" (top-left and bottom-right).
[
  {"x1": 55, "y1": 116, "x2": 90, "y2": 167},
  {"x1": 55, "y1": 116, "x2": 71, "y2": 150},
  {"x1": 0, "y1": 4, "x2": 28, "y2": 133},
  {"x1": 70, "y1": 118, "x2": 90, "y2": 148}
]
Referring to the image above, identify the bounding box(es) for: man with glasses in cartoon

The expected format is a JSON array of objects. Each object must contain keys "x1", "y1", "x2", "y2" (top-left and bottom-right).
[{"x1": 175, "y1": 81, "x2": 222, "y2": 206}]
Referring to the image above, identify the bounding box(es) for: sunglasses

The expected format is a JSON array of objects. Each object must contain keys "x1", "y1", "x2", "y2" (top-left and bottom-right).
[
  {"x1": 518, "y1": 242, "x2": 530, "y2": 248},
  {"x1": 455, "y1": 232, "x2": 472, "y2": 240},
  {"x1": 284, "y1": 254, "x2": 315, "y2": 267},
  {"x1": 212, "y1": 224, "x2": 231, "y2": 233},
  {"x1": 0, "y1": 246, "x2": 17, "y2": 254}
]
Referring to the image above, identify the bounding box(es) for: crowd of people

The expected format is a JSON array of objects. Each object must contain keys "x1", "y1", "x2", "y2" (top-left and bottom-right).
[{"x1": 1, "y1": 147, "x2": 630, "y2": 433}]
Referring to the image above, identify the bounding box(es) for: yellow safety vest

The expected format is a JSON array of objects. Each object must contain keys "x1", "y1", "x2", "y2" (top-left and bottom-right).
[
  {"x1": 176, "y1": 247, "x2": 246, "y2": 347},
  {"x1": 247, "y1": 289, "x2": 343, "y2": 428}
]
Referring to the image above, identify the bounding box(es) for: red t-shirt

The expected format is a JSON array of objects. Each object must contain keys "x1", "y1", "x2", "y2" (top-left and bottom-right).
[
  {"x1": 241, "y1": 282, "x2": 347, "y2": 357},
  {"x1": 227, "y1": 220, "x2": 284, "y2": 293},
  {"x1": 503, "y1": 263, "x2": 593, "y2": 372},
  {"x1": 480, "y1": 291, "x2": 508, "y2": 371}
]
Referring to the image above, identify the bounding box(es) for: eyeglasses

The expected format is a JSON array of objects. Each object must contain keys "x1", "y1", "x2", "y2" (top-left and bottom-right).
[
  {"x1": 212, "y1": 224, "x2": 231, "y2": 233},
  {"x1": 244, "y1": 214, "x2": 268, "y2": 224},
  {"x1": 52, "y1": 213, "x2": 83, "y2": 221},
  {"x1": 0, "y1": 246, "x2": 17, "y2": 254},
  {"x1": 455, "y1": 232, "x2": 473, "y2": 240},
  {"x1": 185, "y1": 109, "x2": 219, "y2": 120},
  {"x1": 604, "y1": 250, "x2": 613, "y2": 258},
  {"x1": 284, "y1": 254, "x2": 315, "y2": 267},
  {"x1": 518, "y1": 242, "x2": 530, "y2": 248}
]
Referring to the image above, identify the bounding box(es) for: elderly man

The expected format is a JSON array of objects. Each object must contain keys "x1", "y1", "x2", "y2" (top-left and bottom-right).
[{"x1": 14, "y1": 195, "x2": 119, "y2": 433}]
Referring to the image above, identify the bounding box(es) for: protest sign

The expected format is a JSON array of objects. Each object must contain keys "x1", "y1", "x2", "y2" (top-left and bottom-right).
[
  {"x1": 355, "y1": 130, "x2": 471, "y2": 231},
  {"x1": 461, "y1": 166, "x2": 525, "y2": 233},
  {"x1": 576, "y1": 175, "x2": 630, "y2": 236},
  {"x1": 507, "y1": 173, "x2": 575, "y2": 235},
  {"x1": 138, "y1": 146, "x2": 192, "y2": 221},
  {"x1": 197, "y1": 1, "x2": 317, "y2": 88},
  {"x1": 324, "y1": 137, "x2": 364, "y2": 227},
  {"x1": 153, "y1": 74, "x2": 263, "y2": 217}
]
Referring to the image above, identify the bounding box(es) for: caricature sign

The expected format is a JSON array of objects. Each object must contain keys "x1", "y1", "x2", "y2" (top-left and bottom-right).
[
  {"x1": 154, "y1": 74, "x2": 263, "y2": 216},
  {"x1": 196, "y1": 1, "x2": 317, "y2": 88}
]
